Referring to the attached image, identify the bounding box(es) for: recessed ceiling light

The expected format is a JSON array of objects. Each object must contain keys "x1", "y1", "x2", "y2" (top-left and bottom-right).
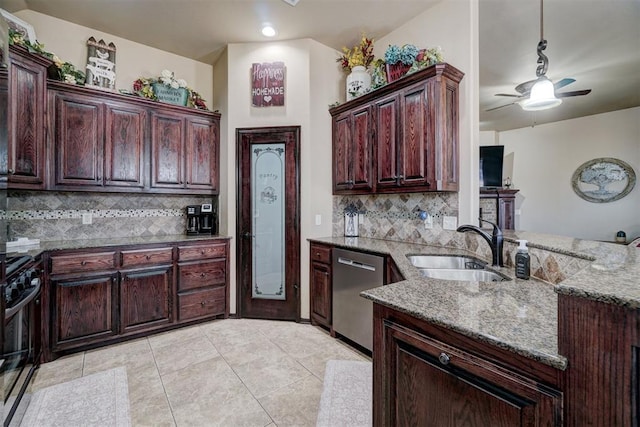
[
  {"x1": 281, "y1": 0, "x2": 300, "y2": 6},
  {"x1": 262, "y1": 25, "x2": 277, "y2": 37}
]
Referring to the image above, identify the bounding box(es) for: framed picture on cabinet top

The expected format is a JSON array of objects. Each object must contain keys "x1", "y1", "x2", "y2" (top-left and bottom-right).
[{"x1": 0, "y1": 9, "x2": 36, "y2": 44}]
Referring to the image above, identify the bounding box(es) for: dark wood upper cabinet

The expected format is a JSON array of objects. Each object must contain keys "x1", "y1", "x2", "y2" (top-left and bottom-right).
[
  {"x1": 330, "y1": 63, "x2": 463, "y2": 194},
  {"x1": 186, "y1": 117, "x2": 219, "y2": 192},
  {"x1": 104, "y1": 103, "x2": 146, "y2": 188},
  {"x1": 36, "y1": 73, "x2": 219, "y2": 194},
  {"x1": 7, "y1": 45, "x2": 52, "y2": 189},
  {"x1": 151, "y1": 111, "x2": 184, "y2": 188},
  {"x1": 332, "y1": 106, "x2": 374, "y2": 193}
]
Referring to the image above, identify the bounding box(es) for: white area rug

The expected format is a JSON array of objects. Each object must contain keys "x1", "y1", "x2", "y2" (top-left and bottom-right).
[
  {"x1": 316, "y1": 360, "x2": 372, "y2": 427},
  {"x1": 20, "y1": 367, "x2": 131, "y2": 427}
]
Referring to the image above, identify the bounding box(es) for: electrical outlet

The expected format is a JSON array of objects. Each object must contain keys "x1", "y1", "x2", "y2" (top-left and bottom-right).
[
  {"x1": 424, "y1": 215, "x2": 433, "y2": 229},
  {"x1": 358, "y1": 213, "x2": 364, "y2": 224},
  {"x1": 515, "y1": 209, "x2": 522, "y2": 215},
  {"x1": 315, "y1": 214, "x2": 321, "y2": 226},
  {"x1": 443, "y1": 216, "x2": 457, "y2": 230},
  {"x1": 82, "y1": 212, "x2": 92, "y2": 225}
]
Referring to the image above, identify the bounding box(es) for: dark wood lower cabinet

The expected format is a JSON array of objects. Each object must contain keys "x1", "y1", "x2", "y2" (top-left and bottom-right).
[
  {"x1": 52, "y1": 273, "x2": 118, "y2": 352},
  {"x1": 44, "y1": 239, "x2": 230, "y2": 361},
  {"x1": 120, "y1": 266, "x2": 173, "y2": 334},
  {"x1": 374, "y1": 304, "x2": 563, "y2": 426}
]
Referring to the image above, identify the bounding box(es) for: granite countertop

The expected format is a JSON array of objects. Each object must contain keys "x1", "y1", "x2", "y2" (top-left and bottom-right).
[
  {"x1": 309, "y1": 234, "x2": 639, "y2": 370},
  {"x1": 6, "y1": 234, "x2": 232, "y2": 259}
]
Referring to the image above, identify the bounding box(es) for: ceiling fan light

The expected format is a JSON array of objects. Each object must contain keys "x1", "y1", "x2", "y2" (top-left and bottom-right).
[{"x1": 519, "y1": 76, "x2": 562, "y2": 111}]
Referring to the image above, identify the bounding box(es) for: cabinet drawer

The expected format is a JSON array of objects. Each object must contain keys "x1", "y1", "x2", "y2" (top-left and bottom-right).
[
  {"x1": 310, "y1": 244, "x2": 331, "y2": 264},
  {"x1": 178, "y1": 243, "x2": 226, "y2": 261},
  {"x1": 121, "y1": 247, "x2": 173, "y2": 267},
  {"x1": 178, "y1": 260, "x2": 226, "y2": 291},
  {"x1": 178, "y1": 287, "x2": 225, "y2": 321},
  {"x1": 50, "y1": 251, "x2": 116, "y2": 274}
]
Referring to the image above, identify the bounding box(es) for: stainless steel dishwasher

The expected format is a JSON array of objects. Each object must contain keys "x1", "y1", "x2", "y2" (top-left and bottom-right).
[{"x1": 332, "y1": 248, "x2": 384, "y2": 351}]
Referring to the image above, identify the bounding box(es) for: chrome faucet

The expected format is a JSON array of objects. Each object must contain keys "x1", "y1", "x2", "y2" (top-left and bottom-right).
[{"x1": 457, "y1": 219, "x2": 504, "y2": 267}]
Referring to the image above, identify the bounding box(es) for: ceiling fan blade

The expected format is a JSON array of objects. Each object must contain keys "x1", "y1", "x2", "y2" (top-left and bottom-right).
[
  {"x1": 554, "y1": 78, "x2": 576, "y2": 90},
  {"x1": 557, "y1": 89, "x2": 592, "y2": 98},
  {"x1": 514, "y1": 79, "x2": 536, "y2": 95},
  {"x1": 495, "y1": 93, "x2": 523, "y2": 98},
  {"x1": 486, "y1": 102, "x2": 518, "y2": 112}
]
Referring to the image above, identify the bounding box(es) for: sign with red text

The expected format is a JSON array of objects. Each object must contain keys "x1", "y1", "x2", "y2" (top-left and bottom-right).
[{"x1": 251, "y1": 62, "x2": 285, "y2": 107}]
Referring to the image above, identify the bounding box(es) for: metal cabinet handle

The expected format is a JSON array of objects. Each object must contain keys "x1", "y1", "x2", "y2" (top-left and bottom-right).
[
  {"x1": 200, "y1": 272, "x2": 206, "y2": 278},
  {"x1": 438, "y1": 352, "x2": 450, "y2": 365},
  {"x1": 80, "y1": 261, "x2": 87, "y2": 266},
  {"x1": 146, "y1": 255, "x2": 151, "y2": 260},
  {"x1": 200, "y1": 301, "x2": 206, "y2": 306}
]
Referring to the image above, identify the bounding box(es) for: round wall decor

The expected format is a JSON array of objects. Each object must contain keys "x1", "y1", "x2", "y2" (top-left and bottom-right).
[{"x1": 571, "y1": 157, "x2": 636, "y2": 203}]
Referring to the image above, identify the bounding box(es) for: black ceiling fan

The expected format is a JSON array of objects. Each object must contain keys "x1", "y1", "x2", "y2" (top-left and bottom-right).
[{"x1": 487, "y1": 0, "x2": 592, "y2": 112}]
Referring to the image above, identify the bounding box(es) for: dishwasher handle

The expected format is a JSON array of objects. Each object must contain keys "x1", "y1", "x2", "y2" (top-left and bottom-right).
[{"x1": 337, "y1": 257, "x2": 377, "y2": 272}]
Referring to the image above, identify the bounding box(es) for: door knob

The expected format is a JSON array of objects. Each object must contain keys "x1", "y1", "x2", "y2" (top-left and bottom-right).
[{"x1": 242, "y1": 232, "x2": 254, "y2": 239}]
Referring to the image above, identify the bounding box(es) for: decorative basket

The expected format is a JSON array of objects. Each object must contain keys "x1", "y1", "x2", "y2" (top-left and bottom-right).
[{"x1": 385, "y1": 63, "x2": 412, "y2": 83}]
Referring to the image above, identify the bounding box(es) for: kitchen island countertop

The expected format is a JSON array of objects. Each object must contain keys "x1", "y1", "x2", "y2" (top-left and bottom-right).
[{"x1": 309, "y1": 234, "x2": 639, "y2": 370}]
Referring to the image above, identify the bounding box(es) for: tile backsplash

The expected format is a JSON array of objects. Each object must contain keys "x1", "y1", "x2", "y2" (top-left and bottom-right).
[
  {"x1": 8, "y1": 191, "x2": 214, "y2": 241},
  {"x1": 332, "y1": 192, "x2": 590, "y2": 285}
]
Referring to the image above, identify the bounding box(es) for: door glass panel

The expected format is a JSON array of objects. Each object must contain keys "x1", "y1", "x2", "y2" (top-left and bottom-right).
[{"x1": 251, "y1": 143, "x2": 285, "y2": 300}]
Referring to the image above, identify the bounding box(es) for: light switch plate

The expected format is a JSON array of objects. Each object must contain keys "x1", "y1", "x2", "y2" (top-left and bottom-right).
[
  {"x1": 443, "y1": 216, "x2": 458, "y2": 230},
  {"x1": 315, "y1": 214, "x2": 321, "y2": 226},
  {"x1": 82, "y1": 212, "x2": 92, "y2": 225}
]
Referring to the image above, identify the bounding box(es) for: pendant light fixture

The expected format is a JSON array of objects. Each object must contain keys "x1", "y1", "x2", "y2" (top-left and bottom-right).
[{"x1": 519, "y1": 0, "x2": 562, "y2": 111}]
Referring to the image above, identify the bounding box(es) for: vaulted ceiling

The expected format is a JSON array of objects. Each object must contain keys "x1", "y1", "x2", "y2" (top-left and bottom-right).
[{"x1": 5, "y1": 0, "x2": 640, "y2": 132}]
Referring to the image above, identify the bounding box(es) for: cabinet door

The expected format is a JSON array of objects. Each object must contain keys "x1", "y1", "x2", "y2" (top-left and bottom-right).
[
  {"x1": 332, "y1": 111, "x2": 352, "y2": 191},
  {"x1": 351, "y1": 106, "x2": 374, "y2": 192},
  {"x1": 399, "y1": 82, "x2": 433, "y2": 189},
  {"x1": 310, "y1": 261, "x2": 331, "y2": 327},
  {"x1": 185, "y1": 117, "x2": 218, "y2": 192},
  {"x1": 52, "y1": 273, "x2": 118, "y2": 351},
  {"x1": 378, "y1": 320, "x2": 562, "y2": 426},
  {"x1": 120, "y1": 266, "x2": 172, "y2": 334},
  {"x1": 375, "y1": 95, "x2": 400, "y2": 189},
  {"x1": 52, "y1": 93, "x2": 104, "y2": 186},
  {"x1": 8, "y1": 52, "x2": 48, "y2": 188},
  {"x1": 104, "y1": 102, "x2": 145, "y2": 188},
  {"x1": 151, "y1": 112, "x2": 184, "y2": 188}
]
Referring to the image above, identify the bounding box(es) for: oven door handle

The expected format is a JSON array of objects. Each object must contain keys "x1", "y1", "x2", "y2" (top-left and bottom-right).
[{"x1": 5, "y1": 278, "x2": 41, "y2": 320}]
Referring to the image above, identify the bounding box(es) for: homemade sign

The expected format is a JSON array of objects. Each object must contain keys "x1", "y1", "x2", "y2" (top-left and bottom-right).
[
  {"x1": 251, "y1": 62, "x2": 285, "y2": 107},
  {"x1": 85, "y1": 37, "x2": 116, "y2": 91}
]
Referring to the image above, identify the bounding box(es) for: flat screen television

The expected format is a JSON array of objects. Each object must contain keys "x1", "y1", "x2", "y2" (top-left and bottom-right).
[{"x1": 479, "y1": 145, "x2": 504, "y2": 188}]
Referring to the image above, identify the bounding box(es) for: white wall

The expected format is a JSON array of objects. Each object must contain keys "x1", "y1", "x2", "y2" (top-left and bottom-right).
[
  {"x1": 219, "y1": 39, "x2": 339, "y2": 318},
  {"x1": 14, "y1": 10, "x2": 213, "y2": 101},
  {"x1": 375, "y1": 0, "x2": 480, "y2": 225},
  {"x1": 498, "y1": 107, "x2": 640, "y2": 241}
]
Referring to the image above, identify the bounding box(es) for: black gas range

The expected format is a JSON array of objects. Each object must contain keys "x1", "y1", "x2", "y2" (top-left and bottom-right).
[{"x1": 1, "y1": 253, "x2": 42, "y2": 427}]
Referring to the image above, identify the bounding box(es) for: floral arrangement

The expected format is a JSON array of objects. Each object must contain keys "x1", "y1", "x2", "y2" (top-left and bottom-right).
[
  {"x1": 384, "y1": 44, "x2": 420, "y2": 66},
  {"x1": 8, "y1": 28, "x2": 86, "y2": 84},
  {"x1": 133, "y1": 70, "x2": 208, "y2": 110},
  {"x1": 337, "y1": 34, "x2": 375, "y2": 71}
]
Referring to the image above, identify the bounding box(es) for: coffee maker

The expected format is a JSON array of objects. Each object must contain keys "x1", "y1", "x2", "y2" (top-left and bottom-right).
[
  {"x1": 199, "y1": 203, "x2": 215, "y2": 234},
  {"x1": 186, "y1": 204, "x2": 216, "y2": 235},
  {"x1": 186, "y1": 205, "x2": 201, "y2": 235}
]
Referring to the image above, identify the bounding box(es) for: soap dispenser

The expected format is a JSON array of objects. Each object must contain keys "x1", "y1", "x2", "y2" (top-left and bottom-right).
[{"x1": 515, "y1": 240, "x2": 530, "y2": 280}]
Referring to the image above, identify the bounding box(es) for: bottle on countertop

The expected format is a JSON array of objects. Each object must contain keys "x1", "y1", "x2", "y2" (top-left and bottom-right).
[{"x1": 515, "y1": 240, "x2": 530, "y2": 280}]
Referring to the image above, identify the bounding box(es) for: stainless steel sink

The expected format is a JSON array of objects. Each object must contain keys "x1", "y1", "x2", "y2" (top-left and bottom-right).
[
  {"x1": 406, "y1": 254, "x2": 487, "y2": 270},
  {"x1": 406, "y1": 254, "x2": 509, "y2": 282},
  {"x1": 416, "y1": 268, "x2": 508, "y2": 282}
]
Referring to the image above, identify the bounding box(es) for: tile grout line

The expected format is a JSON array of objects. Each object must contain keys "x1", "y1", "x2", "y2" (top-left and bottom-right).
[{"x1": 146, "y1": 335, "x2": 179, "y2": 427}]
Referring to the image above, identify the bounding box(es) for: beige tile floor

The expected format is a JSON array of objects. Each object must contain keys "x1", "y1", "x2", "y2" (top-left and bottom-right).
[{"x1": 28, "y1": 319, "x2": 370, "y2": 427}]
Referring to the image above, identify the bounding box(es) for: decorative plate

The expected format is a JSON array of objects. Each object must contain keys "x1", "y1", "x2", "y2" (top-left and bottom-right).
[{"x1": 571, "y1": 157, "x2": 636, "y2": 203}]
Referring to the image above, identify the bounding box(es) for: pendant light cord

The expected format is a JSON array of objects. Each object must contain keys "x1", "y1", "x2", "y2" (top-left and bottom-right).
[{"x1": 540, "y1": 0, "x2": 544, "y2": 40}]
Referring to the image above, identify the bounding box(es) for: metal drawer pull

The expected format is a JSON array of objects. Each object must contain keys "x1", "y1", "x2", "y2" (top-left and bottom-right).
[
  {"x1": 438, "y1": 352, "x2": 450, "y2": 365},
  {"x1": 80, "y1": 261, "x2": 87, "y2": 266},
  {"x1": 146, "y1": 255, "x2": 151, "y2": 260},
  {"x1": 200, "y1": 301, "x2": 206, "y2": 306},
  {"x1": 200, "y1": 273, "x2": 206, "y2": 278}
]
